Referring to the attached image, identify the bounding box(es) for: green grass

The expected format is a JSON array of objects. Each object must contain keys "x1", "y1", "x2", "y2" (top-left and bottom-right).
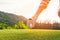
[{"x1": 0, "y1": 29, "x2": 60, "y2": 40}]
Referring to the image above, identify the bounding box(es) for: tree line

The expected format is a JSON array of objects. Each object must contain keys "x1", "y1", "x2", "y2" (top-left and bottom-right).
[{"x1": 0, "y1": 21, "x2": 29, "y2": 29}]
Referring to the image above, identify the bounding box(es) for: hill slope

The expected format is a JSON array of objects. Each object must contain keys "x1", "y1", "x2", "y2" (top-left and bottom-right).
[{"x1": 0, "y1": 11, "x2": 27, "y2": 26}]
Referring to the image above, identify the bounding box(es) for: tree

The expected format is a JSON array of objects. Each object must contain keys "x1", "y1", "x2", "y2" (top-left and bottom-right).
[
  {"x1": 14, "y1": 21, "x2": 29, "y2": 29},
  {"x1": 0, "y1": 23, "x2": 7, "y2": 29}
]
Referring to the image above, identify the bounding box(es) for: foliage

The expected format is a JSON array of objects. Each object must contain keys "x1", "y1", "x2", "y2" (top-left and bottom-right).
[
  {"x1": 0, "y1": 11, "x2": 27, "y2": 26},
  {"x1": 0, "y1": 21, "x2": 29, "y2": 29},
  {"x1": 0, "y1": 23, "x2": 7, "y2": 29},
  {"x1": 14, "y1": 21, "x2": 29, "y2": 29},
  {"x1": 0, "y1": 11, "x2": 28, "y2": 29},
  {"x1": 7, "y1": 26, "x2": 13, "y2": 29},
  {"x1": 57, "y1": 24, "x2": 60, "y2": 29}
]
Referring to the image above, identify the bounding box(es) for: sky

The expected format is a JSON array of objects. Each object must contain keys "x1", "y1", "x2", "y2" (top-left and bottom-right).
[{"x1": 0, "y1": 0, "x2": 60, "y2": 23}]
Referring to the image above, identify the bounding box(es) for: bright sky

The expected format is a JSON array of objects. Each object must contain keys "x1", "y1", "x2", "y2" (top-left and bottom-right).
[{"x1": 0, "y1": 0, "x2": 60, "y2": 23}]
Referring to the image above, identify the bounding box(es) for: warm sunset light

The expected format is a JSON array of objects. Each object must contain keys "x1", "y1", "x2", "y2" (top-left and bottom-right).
[
  {"x1": 36, "y1": 0, "x2": 60, "y2": 23},
  {"x1": 0, "y1": 1, "x2": 60, "y2": 40},
  {"x1": 0, "y1": 0, "x2": 60, "y2": 23}
]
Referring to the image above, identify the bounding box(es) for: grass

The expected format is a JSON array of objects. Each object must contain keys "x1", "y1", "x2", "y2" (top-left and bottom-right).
[{"x1": 0, "y1": 29, "x2": 60, "y2": 40}]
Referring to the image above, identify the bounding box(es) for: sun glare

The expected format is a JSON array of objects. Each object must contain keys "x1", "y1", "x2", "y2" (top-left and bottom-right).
[
  {"x1": 37, "y1": 0, "x2": 60, "y2": 23},
  {"x1": 0, "y1": 0, "x2": 59, "y2": 23}
]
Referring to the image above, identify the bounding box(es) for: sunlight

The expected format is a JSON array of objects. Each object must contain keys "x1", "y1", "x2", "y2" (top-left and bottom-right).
[
  {"x1": 37, "y1": 0, "x2": 60, "y2": 23},
  {"x1": 0, "y1": 0, "x2": 60, "y2": 23}
]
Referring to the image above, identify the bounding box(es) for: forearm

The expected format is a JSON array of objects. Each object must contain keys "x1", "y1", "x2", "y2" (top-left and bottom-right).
[
  {"x1": 36, "y1": 0, "x2": 50, "y2": 14},
  {"x1": 32, "y1": 0, "x2": 50, "y2": 20}
]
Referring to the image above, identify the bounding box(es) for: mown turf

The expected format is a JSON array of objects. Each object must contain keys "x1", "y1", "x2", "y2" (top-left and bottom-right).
[{"x1": 0, "y1": 29, "x2": 60, "y2": 40}]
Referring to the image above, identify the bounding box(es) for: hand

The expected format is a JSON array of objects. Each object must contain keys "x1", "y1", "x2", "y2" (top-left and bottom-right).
[{"x1": 27, "y1": 18, "x2": 36, "y2": 28}]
